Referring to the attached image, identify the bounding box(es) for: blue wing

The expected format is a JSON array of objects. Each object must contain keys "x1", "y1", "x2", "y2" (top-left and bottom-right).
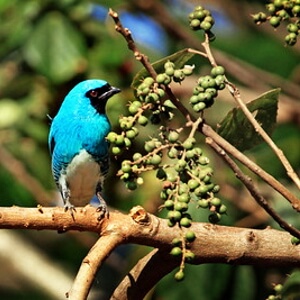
[{"x1": 48, "y1": 114, "x2": 111, "y2": 185}]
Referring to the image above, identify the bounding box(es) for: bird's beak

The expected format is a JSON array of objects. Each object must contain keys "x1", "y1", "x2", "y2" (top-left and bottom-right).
[{"x1": 99, "y1": 86, "x2": 121, "y2": 101}]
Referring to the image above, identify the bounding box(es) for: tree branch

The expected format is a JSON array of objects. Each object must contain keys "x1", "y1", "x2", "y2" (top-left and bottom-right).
[{"x1": 0, "y1": 206, "x2": 299, "y2": 298}]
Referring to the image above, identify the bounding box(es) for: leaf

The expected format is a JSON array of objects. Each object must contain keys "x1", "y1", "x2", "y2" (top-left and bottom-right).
[
  {"x1": 23, "y1": 12, "x2": 87, "y2": 83},
  {"x1": 131, "y1": 48, "x2": 195, "y2": 89},
  {"x1": 217, "y1": 88, "x2": 280, "y2": 152}
]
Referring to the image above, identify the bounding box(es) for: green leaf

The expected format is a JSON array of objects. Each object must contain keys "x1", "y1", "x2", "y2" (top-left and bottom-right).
[
  {"x1": 217, "y1": 88, "x2": 280, "y2": 152},
  {"x1": 131, "y1": 48, "x2": 195, "y2": 89},
  {"x1": 23, "y1": 12, "x2": 87, "y2": 83}
]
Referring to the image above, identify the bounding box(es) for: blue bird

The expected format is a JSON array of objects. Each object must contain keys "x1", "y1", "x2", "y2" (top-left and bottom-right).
[{"x1": 48, "y1": 79, "x2": 120, "y2": 217}]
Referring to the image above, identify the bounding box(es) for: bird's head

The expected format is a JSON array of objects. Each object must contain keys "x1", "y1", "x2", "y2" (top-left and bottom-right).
[{"x1": 64, "y1": 79, "x2": 120, "y2": 115}]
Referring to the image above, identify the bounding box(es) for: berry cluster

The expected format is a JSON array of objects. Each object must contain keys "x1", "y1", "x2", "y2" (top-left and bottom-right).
[
  {"x1": 189, "y1": 66, "x2": 226, "y2": 113},
  {"x1": 189, "y1": 6, "x2": 215, "y2": 33},
  {"x1": 252, "y1": 0, "x2": 300, "y2": 46}
]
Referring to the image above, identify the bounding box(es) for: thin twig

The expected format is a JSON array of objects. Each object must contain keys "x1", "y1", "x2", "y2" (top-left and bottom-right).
[
  {"x1": 201, "y1": 123, "x2": 300, "y2": 211},
  {"x1": 202, "y1": 34, "x2": 300, "y2": 190},
  {"x1": 206, "y1": 137, "x2": 300, "y2": 239},
  {"x1": 108, "y1": 8, "x2": 194, "y2": 125},
  {"x1": 228, "y1": 81, "x2": 300, "y2": 190}
]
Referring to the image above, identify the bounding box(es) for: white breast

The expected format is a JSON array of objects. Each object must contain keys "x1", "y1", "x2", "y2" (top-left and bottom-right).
[{"x1": 64, "y1": 150, "x2": 101, "y2": 206}]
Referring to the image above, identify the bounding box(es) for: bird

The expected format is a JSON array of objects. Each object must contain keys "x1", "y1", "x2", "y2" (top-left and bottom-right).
[{"x1": 48, "y1": 79, "x2": 120, "y2": 217}]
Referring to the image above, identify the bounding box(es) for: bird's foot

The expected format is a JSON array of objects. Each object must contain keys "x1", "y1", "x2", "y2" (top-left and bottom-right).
[
  {"x1": 96, "y1": 192, "x2": 109, "y2": 221},
  {"x1": 64, "y1": 201, "x2": 76, "y2": 220}
]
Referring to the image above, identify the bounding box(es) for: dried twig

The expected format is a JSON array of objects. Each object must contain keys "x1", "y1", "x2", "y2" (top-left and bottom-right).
[{"x1": 206, "y1": 137, "x2": 300, "y2": 239}]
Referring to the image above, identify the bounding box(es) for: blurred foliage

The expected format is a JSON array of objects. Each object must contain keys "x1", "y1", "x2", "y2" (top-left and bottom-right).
[{"x1": 0, "y1": 0, "x2": 299, "y2": 299}]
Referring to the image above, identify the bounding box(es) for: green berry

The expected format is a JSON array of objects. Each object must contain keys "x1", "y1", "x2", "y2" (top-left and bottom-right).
[
  {"x1": 174, "y1": 202, "x2": 188, "y2": 212},
  {"x1": 112, "y1": 146, "x2": 122, "y2": 155},
  {"x1": 200, "y1": 21, "x2": 212, "y2": 31},
  {"x1": 164, "y1": 199, "x2": 174, "y2": 209},
  {"x1": 106, "y1": 132, "x2": 118, "y2": 143},
  {"x1": 185, "y1": 230, "x2": 196, "y2": 242},
  {"x1": 291, "y1": 236, "x2": 300, "y2": 245},
  {"x1": 292, "y1": 5, "x2": 300, "y2": 16},
  {"x1": 170, "y1": 246, "x2": 182, "y2": 256},
  {"x1": 174, "y1": 270, "x2": 185, "y2": 281},
  {"x1": 144, "y1": 140, "x2": 156, "y2": 152},
  {"x1": 211, "y1": 66, "x2": 225, "y2": 77},
  {"x1": 175, "y1": 159, "x2": 187, "y2": 172},
  {"x1": 121, "y1": 161, "x2": 132, "y2": 173},
  {"x1": 188, "y1": 179, "x2": 200, "y2": 190},
  {"x1": 269, "y1": 16, "x2": 281, "y2": 28},
  {"x1": 164, "y1": 61, "x2": 175, "y2": 69},
  {"x1": 190, "y1": 95, "x2": 200, "y2": 104},
  {"x1": 168, "y1": 210, "x2": 182, "y2": 221},
  {"x1": 190, "y1": 19, "x2": 201, "y2": 30},
  {"x1": 184, "y1": 250, "x2": 195, "y2": 262},
  {"x1": 199, "y1": 156, "x2": 210, "y2": 165},
  {"x1": 172, "y1": 237, "x2": 182, "y2": 246},
  {"x1": 173, "y1": 70, "x2": 185, "y2": 82},
  {"x1": 151, "y1": 154, "x2": 162, "y2": 165},
  {"x1": 287, "y1": 23, "x2": 299, "y2": 33},
  {"x1": 138, "y1": 115, "x2": 148, "y2": 126},
  {"x1": 193, "y1": 102, "x2": 206, "y2": 112},
  {"x1": 180, "y1": 217, "x2": 192, "y2": 227},
  {"x1": 218, "y1": 204, "x2": 227, "y2": 214},
  {"x1": 210, "y1": 197, "x2": 221, "y2": 207},
  {"x1": 156, "y1": 73, "x2": 167, "y2": 83},
  {"x1": 178, "y1": 193, "x2": 190, "y2": 203},
  {"x1": 165, "y1": 67, "x2": 175, "y2": 76},
  {"x1": 128, "y1": 101, "x2": 142, "y2": 114},
  {"x1": 198, "y1": 199, "x2": 209, "y2": 208},
  {"x1": 132, "y1": 152, "x2": 142, "y2": 161},
  {"x1": 183, "y1": 137, "x2": 196, "y2": 150},
  {"x1": 168, "y1": 131, "x2": 180, "y2": 142},
  {"x1": 168, "y1": 147, "x2": 178, "y2": 159},
  {"x1": 126, "y1": 129, "x2": 137, "y2": 139}
]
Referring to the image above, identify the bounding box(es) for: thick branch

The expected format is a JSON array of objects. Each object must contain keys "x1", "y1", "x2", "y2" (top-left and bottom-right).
[
  {"x1": 111, "y1": 248, "x2": 179, "y2": 300},
  {"x1": 0, "y1": 205, "x2": 299, "y2": 267}
]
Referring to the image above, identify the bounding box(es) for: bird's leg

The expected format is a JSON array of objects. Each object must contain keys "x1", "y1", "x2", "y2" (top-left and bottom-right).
[
  {"x1": 60, "y1": 182, "x2": 76, "y2": 219},
  {"x1": 96, "y1": 183, "x2": 109, "y2": 220}
]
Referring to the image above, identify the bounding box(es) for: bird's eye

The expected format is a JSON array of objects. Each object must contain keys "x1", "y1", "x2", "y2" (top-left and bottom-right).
[{"x1": 89, "y1": 90, "x2": 98, "y2": 98}]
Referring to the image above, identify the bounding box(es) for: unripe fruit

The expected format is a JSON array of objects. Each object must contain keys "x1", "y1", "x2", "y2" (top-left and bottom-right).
[
  {"x1": 175, "y1": 159, "x2": 187, "y2": 172},
  {"x1": 178, "y1": 193, "x2": 190, "y2": 203},
  {"x1": 174, "y1": 270, "x2": 185, "y2": 281},
  {"x1": 218, "y1": 204, "x2": 227, "y2": 214},
  {"x1": 165, "y1": 67, "x2": 175, "y2": 76},
  {"x1": 183, "y1": 137, "x2": 196, "y2": 150},
  {"x1": 193, "y1": 102, "x2": 206, "y2": 112},
  {"x1": 156, "y1": 73, "x2": 167, "y2": 83},
  {"x1": 106, "y1": 132, "x2": 118, "y2": 143},
  {"x1": 180, "y1": 217, "x2": 192, "y2": 227},
  {"x1": 151, "y1": 154, "x2": 162, "y2": 165},
  {"x1": 172, "y1": 237, "x2": 182, "y2": 246},
  {"x1": 138, "y1": 115, "x2": 148, "y2": 126},
  {"x1": 170, "y1": 246, "x2": 182, "y2": 256},
  {"x1": 210, "y1": 197, "x2": 221, "y2": 207},
  {"x1": 188, "y1": 179, "x2": 200, "y2": 190},
  {"x1": 184, "y1": 250, "x2": 195, "y2": 262},
  {"x1": 211, "y1": 66, "x2": 225, "y2": 77},
  {"x1": 128, "y1": 101, "x2": 142, "y2": 114},
  {"x1": 190, "y1": 19, "x2": 201, "y2": 30},
  {"x1": 168, "y1": 131, "x2": 180, "y2": 142},
  {"x1": 126, "y1": 129, "x2": 137, "y2": 139},
  {"x1": 198, "y1": 199, "x2": 209, "y2": 208},
  {"x1": 164, "y1": 199, "x2": 174, "y2": 209},
  {"x1": 112, "y1": 146, "x2": 122, "y2": 155},
  {"x1": 144, "y1": 140, "x2": 156, "y2": 152},
  {"x1": 121, "y1": 161, "x2": 132, "y2": 173},
  {"x1": 200, "y1": 21, "x2": 212, "y2": 31},
  {"x1": 185, "y1": 230, "x2": 196, "y2": 242},
  {"x1": 269, "y1": 16, "x2": 281, "y2": 28},
  {"x1": 132, "y1": 152, "x2": 142, "y2": 161},
  {"x1": 174, "y1": 202, "x2": 188, "y2": 212}
]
